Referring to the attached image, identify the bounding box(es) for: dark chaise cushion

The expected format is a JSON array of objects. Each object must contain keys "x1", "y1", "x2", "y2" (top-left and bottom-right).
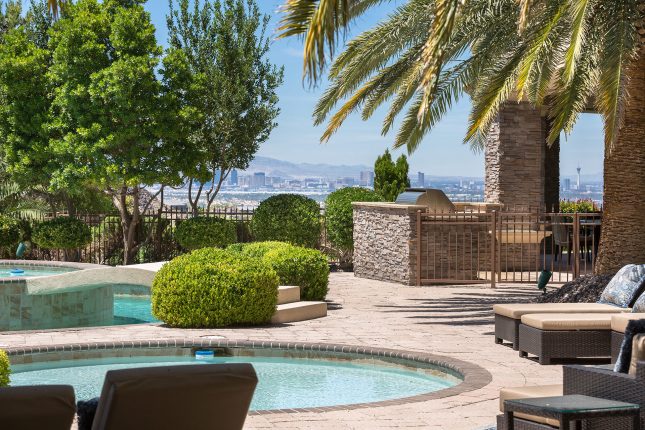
[
  {"x1": 597, "y1": 264, "x2": 645, "y2": 308},
  {"x1": 614, "y1": 319, "x2": 645, "y2": 373}
]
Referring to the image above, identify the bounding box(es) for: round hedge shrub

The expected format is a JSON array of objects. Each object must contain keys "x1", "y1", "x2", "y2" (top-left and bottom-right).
[
  {"x1": 151, "y1": 248, "x2": 279, "y2": 327},
  {"x1": 0, "y1": 349, "x2": 10, "y2": 387},
  {"x1": 175, "y1": 217, "x2": 237, "y2": 250},
  {"x1": 251, "y1": 194, "x2": 321, "y2": 248},
  {"x1": 325, "y1": 187, "x2": 383, "y2": 252},
  {"x1": 229, "y1": 241, "x2": 329, "y2": 301},
  {"x1": 0, "y1": 216, "x2": 21, "y2": 249},
  {"x1": 32, "y1": 217, "x2": 91, "y2": 249}
]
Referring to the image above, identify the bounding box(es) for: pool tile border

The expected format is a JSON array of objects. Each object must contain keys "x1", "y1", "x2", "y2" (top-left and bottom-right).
[{"x1": 4, "y1": 338, "x2": 492, "y2": 415}]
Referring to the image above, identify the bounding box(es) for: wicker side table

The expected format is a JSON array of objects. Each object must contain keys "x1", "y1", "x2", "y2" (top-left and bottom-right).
[{"x1": 504, "y1": 395, "x2": 641, "y2": 430}]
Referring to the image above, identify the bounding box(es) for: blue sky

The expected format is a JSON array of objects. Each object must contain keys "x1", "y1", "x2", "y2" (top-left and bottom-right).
[{"x1": 145, "y1": 0, "x2": 604, "y2": 179}]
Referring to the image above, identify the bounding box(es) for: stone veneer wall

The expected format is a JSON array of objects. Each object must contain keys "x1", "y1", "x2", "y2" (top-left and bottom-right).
[
  {"x1": 485, "y1": 102, "x2": 560, "y2": 212},
  {"x1": 352, "y1": 203, "x2": 419, "y2": 285}
]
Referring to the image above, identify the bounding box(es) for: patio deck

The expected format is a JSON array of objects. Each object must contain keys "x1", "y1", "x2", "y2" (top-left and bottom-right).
[{"x1": 0, "y1": 273, "x2": 562, "y2": 429}]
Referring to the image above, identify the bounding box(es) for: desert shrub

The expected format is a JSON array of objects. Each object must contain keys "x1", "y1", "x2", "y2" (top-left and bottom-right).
[
  {"x1": 251, "y1": 194, "x2": 321, "y2": 248},
  {"x1": 0, "y1": 349, "x2": 10, "y2": 387},
  {"x1": 229, "y1": 241, "x2": 329, "y2": 301},
  {"x1": 0, "y1": 215, "x2": 21, "y2": 249},
  {"x1": 325, "y1": 187, "x2": 383, "y2": 255},
  {"x1": 32, "y1": 217, "x2": 91, "y2": 249},
  {"x1": 151, "y1": 248, "x2": 279, "y2": 327},
  {"x1": 175, "y1": 217, "x2": 237, "y2": 250},
  {"x1": 559, "y1": 199, "x2": 600, "y2": 213}
]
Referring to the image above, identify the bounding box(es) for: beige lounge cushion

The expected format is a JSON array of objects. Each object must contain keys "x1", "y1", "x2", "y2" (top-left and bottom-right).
[
  {"x1": 629, "y1": 334, "x2": 645, "y2": 376},
  {"x1": 521, "y1": 313, "x2": 613, "y2": 330},
  {"x1": 500, "y1": 384, "x2": 563, "y2": 427},
  {"x1": 494, "y1": 303, "x2": 628, "y2": 320},
  {"x1": 611, "y1": 313, "x2": 645, "y2": 333}
]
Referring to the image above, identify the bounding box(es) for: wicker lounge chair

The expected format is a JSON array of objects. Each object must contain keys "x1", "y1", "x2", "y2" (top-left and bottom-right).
[
  {"x1": 494, "y1": 303, "x2": 628, "y2": 350},
  {"x1": 0, "y1": 385, "x2": 76, "y2": 430},
  {"x1": 88, "y1": 363, "x2": 258, "y2": 430}
]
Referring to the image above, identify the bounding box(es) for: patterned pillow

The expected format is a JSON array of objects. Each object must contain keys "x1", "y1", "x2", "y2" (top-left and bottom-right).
[
  {"x1": 597, "y1": 264, "x2": 645, "y2": 308},
  {"x1": 632, "y1": 287, "x2": 645, "y2": 313}
]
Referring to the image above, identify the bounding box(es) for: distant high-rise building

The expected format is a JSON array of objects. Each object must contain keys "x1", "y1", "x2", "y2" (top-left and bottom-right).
[
  {"x1": 229, "y1": 169, "x2": 238, "y2": 186},
  {"x1": 342, "y1": 177, "x2": 356, "y2": 187},
  {"x1": 360, "y1": 171, "x2": 374, "y2": 187},
  {"x1": 417, "y1": 172, "x2": 425, "y2": 188},
  {"x1": 563, "y1": 178, "x2": 571, "y2": 191},
  {"x1": 576, "y1": 165, "x2": 582, "y2": 189},
  {"x1": 252, "y1": 172, "x2": 266, "y2": 188}
]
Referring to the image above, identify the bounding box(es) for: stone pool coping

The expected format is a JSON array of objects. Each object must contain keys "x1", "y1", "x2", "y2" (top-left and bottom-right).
[{"x1": 4, "y1": 338, "x2": 492, "y2": 415}]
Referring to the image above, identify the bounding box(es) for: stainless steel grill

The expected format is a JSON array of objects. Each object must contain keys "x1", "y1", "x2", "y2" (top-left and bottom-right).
[{"x1": 395, "y1": 188, "x2": 456, "y2": 213}]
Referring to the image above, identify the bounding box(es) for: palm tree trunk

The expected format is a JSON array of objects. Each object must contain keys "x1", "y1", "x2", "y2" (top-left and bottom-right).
[{"x1": 595, "y1": 38, "x2": 645, "y2": 274}]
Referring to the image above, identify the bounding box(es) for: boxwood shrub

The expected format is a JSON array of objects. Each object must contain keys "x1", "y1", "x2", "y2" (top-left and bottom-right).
[
  {"x1": 229, "y1": 241, "x2": 329, "y2": 301},
  {"x1": 0, "y1": 349, "x2": 10, "y2": 387},
  {"x1": 151, "y1": 248, "x2": 279, "y2": 328},
  {"x1": 251, "y1": 194, "x2": 321, "y2": 248},
  {"x1": 0, "y1": 216, "x2": 21, "y2": 249},
  {"x1": 325, "y1": 187, "x2": 383, "y2": 255},
  {"x1": 175, "y1": 217, "x2": 237, "y2": 250},
  {"x1": 32, "y1": 217, "x2": 91, "y2": 250}
]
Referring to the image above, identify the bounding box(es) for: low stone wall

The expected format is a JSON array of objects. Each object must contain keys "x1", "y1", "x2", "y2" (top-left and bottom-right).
[{"x1": 352, "y1": 203, "x2": 421, "y2": 285}]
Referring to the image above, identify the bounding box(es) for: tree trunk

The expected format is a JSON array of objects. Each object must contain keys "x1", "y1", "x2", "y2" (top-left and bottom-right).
[{"x1": 594, "y1": 39, "x2": 645, "y2": 274}]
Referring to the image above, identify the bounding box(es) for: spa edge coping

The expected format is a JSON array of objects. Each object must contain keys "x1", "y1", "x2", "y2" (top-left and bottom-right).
[
  {"x1": 0, "y1": 260, "x2": 156, "y2": 291},
  {"x1": 3, "y1": 338, "x2": 493, "y2": 415}
]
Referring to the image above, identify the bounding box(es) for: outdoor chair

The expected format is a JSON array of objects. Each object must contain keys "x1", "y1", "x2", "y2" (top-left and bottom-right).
[
  {"x1": 0, "y1": 385, "x2": 76, "y2": 430},
  {"x1": 84, "y1": 363, "x2": 258, "y2": 430}
]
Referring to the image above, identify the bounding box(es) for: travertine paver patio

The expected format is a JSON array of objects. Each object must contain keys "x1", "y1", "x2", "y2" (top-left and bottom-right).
[{"x1": 0, "y1": 273, "x2": 562, "y2": 429}]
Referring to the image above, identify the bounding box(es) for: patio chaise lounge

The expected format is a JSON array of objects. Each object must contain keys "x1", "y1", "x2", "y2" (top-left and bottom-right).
[
  {"x1": 84, "y1": 363, "x2": 258, "y2": 430},
  {"x1": 0, "y1": 385, "x2": 76, "y2": 430},
  {"x1": 495, "y1": 264, "x2": 645, "y2": 350}
]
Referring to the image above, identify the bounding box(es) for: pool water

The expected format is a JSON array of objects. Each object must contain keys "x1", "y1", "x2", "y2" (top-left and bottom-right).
[
  {"x1": 113, "y1": 295, "x2": 158, "y2": 325},
  {"x1": 10, "y1": 355, "x2": 457, "y2": 410},
  {"x1": 0, "y1": 265, "x2": 77, "y2": 277}
]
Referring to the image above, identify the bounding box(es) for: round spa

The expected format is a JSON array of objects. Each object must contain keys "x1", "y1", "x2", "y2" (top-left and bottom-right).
[
  {"x1": 0, "y1": 261, "x2": 155, "y2": 331},
  {"x1": 6, "y1": 341, "x2": 490, "y2": 412}
]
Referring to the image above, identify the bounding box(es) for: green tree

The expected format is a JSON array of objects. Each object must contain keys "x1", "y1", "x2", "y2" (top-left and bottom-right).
[
  {"x1": 373, "y1": 149, "x2": 409, "y2": 202},
  {"x1": 45, "y1": 0, "x2": 187, "y2": 264},
  {"x1": 279, "y1": 0, "x2": 645, "y2": 274},
  {"x1": 168, "y1": 0, "x2": 283, "y2": 215}
]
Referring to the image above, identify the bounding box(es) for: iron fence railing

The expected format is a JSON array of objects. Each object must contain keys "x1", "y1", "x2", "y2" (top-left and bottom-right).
[{"x1": 415, "y1": 208, "x2": 602, "y2": 286}]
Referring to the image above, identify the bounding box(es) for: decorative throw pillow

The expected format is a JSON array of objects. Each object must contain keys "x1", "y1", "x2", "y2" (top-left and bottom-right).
[
  {"x1": 597, "y1": 264, "x2": 645, "y2": 308},
  {"x1": 614, "y1": 319, "x2": 645, "y2": 373},
  {"x1": 628, "y1": 334, "x2": 645, "y2": 376},
  {"x1": 631, "y1": 288, "x2": 645, "y2": 313}
]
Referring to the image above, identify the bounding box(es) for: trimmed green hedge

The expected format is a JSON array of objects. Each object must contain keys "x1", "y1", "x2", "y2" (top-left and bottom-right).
[
  {"x1": 32, "y1": 217, "x2": 91, "y2": 250},
  {"x1": 325, "y1": 187, "x2": 383, "y2": 253},
  {"x1": 0, "y1": 216, "x2": 21, "y2": 249},
  {"x1": 151, "y1": 248, "x2": 279, "y2": 328},
  {"x1": 251, "y1": 194, "x2": 321, "y2": 248},
  {"x1": 0, "y1": 349, "x2": 10, "y2": 387},
  {"x1": 228, "y1": 241, "x2": 329, "y2": 301},
  {"x1": 175, "y1": 217, "x2": 237, "y2": 250}
]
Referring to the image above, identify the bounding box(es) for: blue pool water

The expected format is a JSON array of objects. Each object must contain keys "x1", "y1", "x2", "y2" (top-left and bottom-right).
[
  {"x1": 0, "y1": 265, "x2": 77, "y2": 277},
  {"x1": 113, "y1": 295, "x2": 158, "y2": 325},
  {"x1": 10, "y1": 355, "x2": 457, "y2": 409}
]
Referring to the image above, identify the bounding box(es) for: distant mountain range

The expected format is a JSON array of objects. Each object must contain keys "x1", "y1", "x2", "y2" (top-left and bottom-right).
[{"x1": 241, "y1": 156, "x2": 484, "y2": 181}]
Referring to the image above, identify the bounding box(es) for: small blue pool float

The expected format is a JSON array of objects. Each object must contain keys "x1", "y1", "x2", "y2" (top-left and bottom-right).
[
  {"x1": 9, "y1": 268, "x2": 25, "y2": 276},
  {"x1": 195, "y1": 350, "x2": 215, "y2": 360}
]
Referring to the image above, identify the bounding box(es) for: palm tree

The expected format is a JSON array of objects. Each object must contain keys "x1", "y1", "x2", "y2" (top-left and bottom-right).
[
  {"x1": 47, "y1": 0, "x2": 63, "y2": 19},
  {"x1": 278, "y1": 0, "x2": 645, "y2": 274}
]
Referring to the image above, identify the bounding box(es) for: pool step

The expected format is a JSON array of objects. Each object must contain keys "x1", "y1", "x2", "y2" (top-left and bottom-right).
[
  {"x1": 271, "y1": 301, "x2": 327, "y2": 324},
  {"x1": 277, "y1": 285, "x2": 300, "y2": 305}
]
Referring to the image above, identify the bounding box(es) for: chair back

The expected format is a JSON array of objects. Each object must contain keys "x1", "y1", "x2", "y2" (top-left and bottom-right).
[
  {"x1": 0, "y1": 385, "x2": 76, "y2": 430},
  {"x1": 91, "y1": 363, "x2": 258, "y2": 430},
  {"x1": 552, "y1": 215, "x2": 569, "y2": 246}
]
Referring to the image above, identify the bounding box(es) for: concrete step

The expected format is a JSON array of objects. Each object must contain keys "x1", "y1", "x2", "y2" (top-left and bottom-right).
[
  {"x1": 277, "y1": 285, "x2": 300, "y2": 305},
  {"x1": 271, "y1": 301, "x2": 327, "y2": 324}
]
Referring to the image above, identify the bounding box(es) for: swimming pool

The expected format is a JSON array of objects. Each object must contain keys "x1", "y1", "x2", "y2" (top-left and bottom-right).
[
  {"x1": 113, "y1": 295, "x2": 158, "y2": 325},
  {"x1": 10, "y1": 352, "x2": 458, "y2": 410}
]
